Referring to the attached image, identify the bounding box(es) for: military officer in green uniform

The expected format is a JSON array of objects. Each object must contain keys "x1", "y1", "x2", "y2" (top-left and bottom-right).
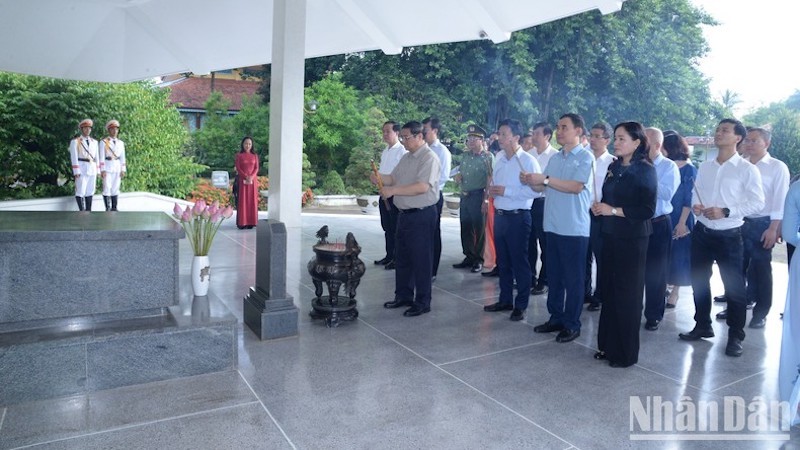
[{"x1": 453, "y1": 124, "x2": 494, "y2": 273}]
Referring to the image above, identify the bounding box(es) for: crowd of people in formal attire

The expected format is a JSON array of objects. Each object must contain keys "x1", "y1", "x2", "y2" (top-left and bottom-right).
[{"x1": 371, "y1": 115, "x2": 799, "y2": 424}]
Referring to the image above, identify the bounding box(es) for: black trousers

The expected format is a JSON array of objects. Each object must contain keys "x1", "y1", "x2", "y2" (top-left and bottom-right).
[
  {"x1": 644, "y1": 215, "x2": 673, "y2": 321},
  {"x1": 459, "y1": 193, "x2": 485, "y2": 263},
  {"x1": 395, "y1": 206, "x2": 437, "y2": 308},
  {"x1": 528, "y1": 198, "x2": 547, "y2": 285},
  {"x1": 378, "y1": 196, "x2": 399, "y2": 260},
  {"x1": 598, "y1": 233, "x2": 649, "y2": 367},
  {"x1": 691, "y1": 222, "x2": 747, "y2": 340},
  {"x1": 433, "y1": 192, "x2": 443, "y2": 276}
]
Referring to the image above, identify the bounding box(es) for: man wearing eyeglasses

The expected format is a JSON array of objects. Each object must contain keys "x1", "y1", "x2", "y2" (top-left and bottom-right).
[
  {"x1": 422, "y1": 117, "x2": 452, "y2": 281},
  {"x1": 372, "y1": 121, "x2": 441, "y2": 317}
]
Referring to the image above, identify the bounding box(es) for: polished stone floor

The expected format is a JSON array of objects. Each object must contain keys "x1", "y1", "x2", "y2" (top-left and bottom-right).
[{"x1": 1, "y1": 211, "x2": 798, "y2": 449}]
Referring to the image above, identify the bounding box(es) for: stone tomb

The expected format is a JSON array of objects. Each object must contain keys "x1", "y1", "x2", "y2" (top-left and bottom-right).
[{"x1": 0, "y1": 211, "x2": 237, "y2": 405}]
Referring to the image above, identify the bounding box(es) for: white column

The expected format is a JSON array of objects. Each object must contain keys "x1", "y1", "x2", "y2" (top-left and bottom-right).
[{"x1": 268, "y1": 0, "x2": 306, "y2": 228}]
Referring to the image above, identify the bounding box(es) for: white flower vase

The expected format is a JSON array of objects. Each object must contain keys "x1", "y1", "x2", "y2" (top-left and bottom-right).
[{"x1": 191, "y1": 255, "x2": 211, "y2": 296}]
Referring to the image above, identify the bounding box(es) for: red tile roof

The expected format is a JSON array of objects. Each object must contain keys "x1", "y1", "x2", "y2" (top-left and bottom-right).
[{"x1": 166, "y1": 77, "x2": 260, "y2": 111}]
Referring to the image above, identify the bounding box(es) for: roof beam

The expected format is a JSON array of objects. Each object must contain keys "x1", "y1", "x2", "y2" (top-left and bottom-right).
[
  {"x1": 597, "y1": 0, "x2": 624, "y2": 15},
  {"x1": 334, "y1": 0, "x2": 402, "y2": 54},
  {"x1": 461, "y1": 0, "x2": 510, "y2": 44}
]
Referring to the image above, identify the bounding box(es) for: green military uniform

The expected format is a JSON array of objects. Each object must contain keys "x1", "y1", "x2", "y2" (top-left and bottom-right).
[{"x1": 457, "y1": 124, "x2": 493, "y2": 270}]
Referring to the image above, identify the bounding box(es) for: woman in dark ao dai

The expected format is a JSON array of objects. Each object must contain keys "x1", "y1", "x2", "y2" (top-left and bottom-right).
[{"x1": 590, "y1": 122, "x2": 657, "y2": 368}]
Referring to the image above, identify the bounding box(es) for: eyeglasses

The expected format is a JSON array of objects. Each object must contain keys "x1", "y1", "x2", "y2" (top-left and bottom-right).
[{"x1": 399, "y1": 134, "x2": 416, "y2": 142}]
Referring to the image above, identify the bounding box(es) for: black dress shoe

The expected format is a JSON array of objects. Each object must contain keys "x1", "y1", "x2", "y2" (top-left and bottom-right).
[
  {"x1": 533, "y1": 321, "x2": 564, "y2": 333},
  {"x1": 587, "y1": 302, "x2": 601, "y2": 311},
  {"x1": 725, "y1": 337, "x2": 743, "y2": 357},
  {"x1": 481, "y1": 267, "x2": 499, "y2": 277},
  {"x1": 530, "y1": 284, "x2": 548, "y2": 295},
  {"x1": 509, "y1": 309, "x2": 525, "y2": 321},
  {"x1": 470, "y1": 263, "x2": 483, "y2": 273},
  {"x1": 452, "y1": 259, "x2": 472, "y2": 269},
  {"x1": 403, "y1": 305, "x2": 431, "y2": 317},
  {"x1": 749, "y1": 317, "x2": 766, "y2": 329},
  {"x1": 644, "y1": 319, "x2": 660, "y2": 331},
  {"x1": 484, "y1": 302, "x2": 513, "y2": 312},
  {"x1": 678, "y1": 327, "x2": 715, "y2": 341},
  {"x1": 374, "y1": 257, "x2": 390, "y2": 265},
  {"x1": 594, "y1": 351, "x2": 607, "y2": 360},
  {"x1": 665, "y1": 302, "x2": 676, "y2": 309},
  {"x1": 714, "y1": 295, "x2": 727, "y2": 303},
  {"x1": 384, "y1": 261, "x2": 396, "y2": 270},
  {"x1": 716, "y1": 309, "x2": 728, "y2": 319},
  {"x1": 556, "y1": 329, "x2": 580, "y2": 343},
  {"x1": 384, "y1": 299, "x2": 412, "y2": 309}
]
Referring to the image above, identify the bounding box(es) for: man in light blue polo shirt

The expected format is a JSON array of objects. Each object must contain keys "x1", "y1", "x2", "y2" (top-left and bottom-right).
[{"x1": 522, "y1": 113, "x2": 593, "y2": 343}]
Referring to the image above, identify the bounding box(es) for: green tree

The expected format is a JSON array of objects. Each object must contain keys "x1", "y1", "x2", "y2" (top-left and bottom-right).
[
  {"x1": 344, "y1": 106, "x2": 387, "y2": 194},
  {"x1": 0, "y1": 73, "x2": 201, "y2": 199},
  {"x1": 189, "y1": 92, "x2": 237, "y2": 171},
  {"x1": 769, "y1": 109, "x2": 800, "y2": 178},
  {"x1": 303, "y1": 72, "x2": 370, "y2": 179},
  {"x1": 99, "y1": 83, "x2": 202, "y2": 198}
]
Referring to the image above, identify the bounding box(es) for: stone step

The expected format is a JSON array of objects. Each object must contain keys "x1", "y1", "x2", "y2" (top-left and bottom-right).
[{"x1": 0, "y1": 296, "x2": 237, "y2": 405}]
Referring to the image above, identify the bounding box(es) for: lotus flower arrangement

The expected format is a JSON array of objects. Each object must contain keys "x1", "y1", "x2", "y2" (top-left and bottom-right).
[{"x1": 173, "y1": 200, "x2": 234, "y2": 256}]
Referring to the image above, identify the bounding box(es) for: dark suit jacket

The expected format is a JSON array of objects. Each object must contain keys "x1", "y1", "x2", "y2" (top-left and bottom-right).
[{"x1": 600, "y1": 159, "x2": 657, "y2": 238}]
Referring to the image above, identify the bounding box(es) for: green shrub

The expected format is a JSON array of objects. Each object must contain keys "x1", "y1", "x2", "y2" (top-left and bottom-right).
[{"x1": 320, "y1": 170, "x2": 346, "y2": 195}]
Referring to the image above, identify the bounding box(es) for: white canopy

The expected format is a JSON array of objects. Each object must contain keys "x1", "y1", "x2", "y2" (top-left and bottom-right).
[{"x1": 0, "y1": 0, "x2": 625, "y2": 226}]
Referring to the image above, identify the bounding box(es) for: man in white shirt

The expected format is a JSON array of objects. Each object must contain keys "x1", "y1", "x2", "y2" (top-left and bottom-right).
[
  {"x1": 585, "y1": 122, "x2": 615, "y2": 311},
  {"x1": 422, "y1": 117, "x2": 452, "y2": 281},
  {"x1": 375, "y1": 121, "x2": 407, "y2": 269},
  {"x1": 717, "y1": 127, "x2": 790, "y2": 328},
  {"x1": 528, "y1": 122, "x2": 558, "y2": 295},
  {"x1": 99, "y1": 119, "x2": 127, "y2": 212},
  {"x1": 679, "y1": 119, "x2": 765, "y2": 358},
  {"x1": 483, "y1": 119, "x2": 540, "y2": 321},
  {"x1": 642, "y1": 127, "x2": 680, "y2": 330},
  {"x1": 68, "y1": 118, "x2": 99, "y2": 211}
]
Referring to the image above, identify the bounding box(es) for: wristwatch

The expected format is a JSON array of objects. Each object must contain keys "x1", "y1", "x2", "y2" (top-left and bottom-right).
[
  {"x1": 543, "y1": 175, "x2": 550, "y2": 186},
  {"x1": 722, "y1": 207, "x2": 730, "y2": 218},
  {"x1": 611, "y1": 208, "x2": 618, "y2": 216}
]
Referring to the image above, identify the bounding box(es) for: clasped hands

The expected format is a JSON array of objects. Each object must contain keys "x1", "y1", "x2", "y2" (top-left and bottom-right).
[
  {"x1": 591, "y1": 202, "x2": 613, "y2": 216},
  {"x1": 692, "y1": 204, "x2": 725, "y2": 220},
  {"x1": 519, "y1": 172, "x2": 545, "y2": 186}
]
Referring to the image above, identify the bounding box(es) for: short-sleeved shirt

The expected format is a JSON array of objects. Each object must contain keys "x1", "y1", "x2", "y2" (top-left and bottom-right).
[
  {"x1": 391, "y1": 144, "x2": 441, "y2": 210},
  {"x1": 543, "y1": 145, "x2": 594, "y2": 237}
]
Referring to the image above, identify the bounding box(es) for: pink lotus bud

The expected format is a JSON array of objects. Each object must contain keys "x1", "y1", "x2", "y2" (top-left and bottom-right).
[
  {"x1": 208, "y1": 203, "x2": 219, "y2": 216},
  {"x1": 222, "y1": 205, "x2": 234, "y2": 219},
  {"x1": 172, "y1": 203, "x2": 183, "y2": 218},
  {"x1": 202, "y1": 209, "x2": 211, "y2": 220},
  {"x1": 210, "y1": 211, "x2": 221, "y2": 223},
  {"x1": 181, "y1": 209, "x2": 192, "y2": 222},
  {"x1": 193, "y1": 199, "x2": 206, "y2": 216}
]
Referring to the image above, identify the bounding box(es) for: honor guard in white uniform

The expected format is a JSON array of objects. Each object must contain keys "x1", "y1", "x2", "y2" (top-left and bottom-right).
[
  {"x1": 99, "y1": 119, "x2": 126, "y2": 211},
  {"x1": 69, "y1": 118, "x2": 99, "y2": 211}
]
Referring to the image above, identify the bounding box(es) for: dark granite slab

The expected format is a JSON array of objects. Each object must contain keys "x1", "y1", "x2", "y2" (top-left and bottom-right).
[
  {"x1": 0, "y1": 211, "x2": 185, "y2": 322},
  {"x1": 0, "y1": 211, "x2": 184, "y2": 242}
]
